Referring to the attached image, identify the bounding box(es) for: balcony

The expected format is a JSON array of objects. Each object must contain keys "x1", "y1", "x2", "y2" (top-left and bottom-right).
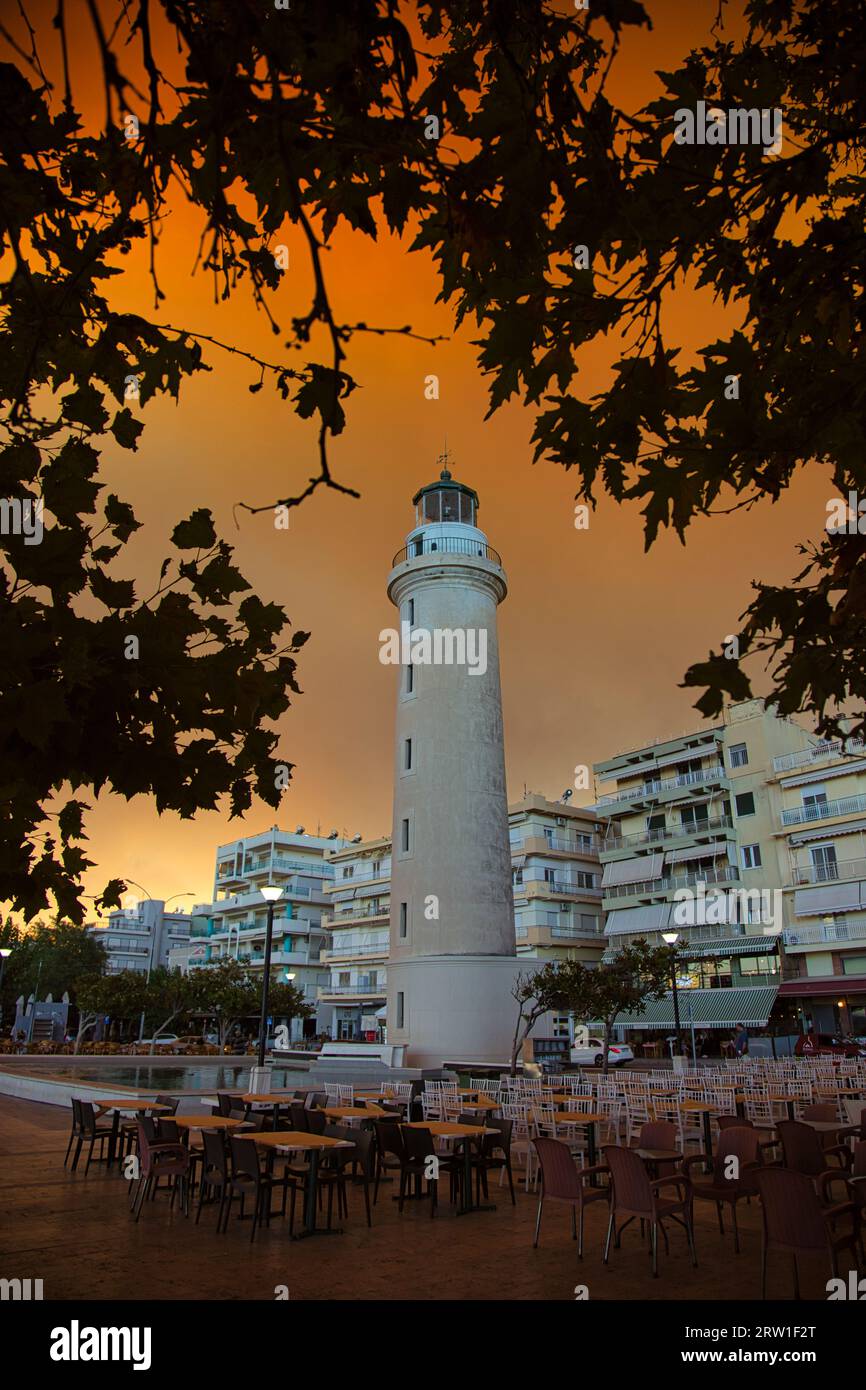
[
  {"x1": 330, "y1": 867, "x2": 390, "y2": 887},
  {"x1": 391, "y1": 535, "x2": 502, "y2": 568},
  {"x1": 596, "y1": 764, "x2": 728, "y2": 809},
  {"x1": 783, "y1": 920, "x2": 866, "y2": 949},
  {"x1": 321, "y1": 942, "x2": 389, "y2": 961},
  {"x1": 604, "y1": 814, "x2": 734, "y2": 851},
  {"x1": 519, "y1": 877, "x2": 602, "y2": 897},
  {"x1": 781, "y1": 793, "x2": 866, "y2": 827},
  {"x1": 791, "y1": 856, "x2": 866, "y2": 886},
  {"x1": 322, "y1": 905, "x2": 389, "y2": 927},
  {"x1": 318, "y1": 983, "x2": 386, "y2": 1000},
  {"x1": 511, "y1": 834, "x2": 599, "y2": 856},
  {"x1": 603, "y1": 864, "x2": 741, "y2": 901},
  {"x1": 774, "y1": 740, "x2": 865, "y2": 774}
]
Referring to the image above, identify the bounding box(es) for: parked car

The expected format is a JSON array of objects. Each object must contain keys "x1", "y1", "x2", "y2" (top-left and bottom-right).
[
  {"x1": 795, "y1": 1032, "x2": 866, "y2": 1059},
  {"x1": 136, "y1": 1034, "x2": 179, "y2": 1048},
  {"x1": 570, "y1": 1037, "x2": 634, "y2": 1067}
]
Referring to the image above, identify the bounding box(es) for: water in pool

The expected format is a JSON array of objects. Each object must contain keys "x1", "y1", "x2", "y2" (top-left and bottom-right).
[{"x1": 1, "y1": 1062, "x2": 309, "y2": 1091}]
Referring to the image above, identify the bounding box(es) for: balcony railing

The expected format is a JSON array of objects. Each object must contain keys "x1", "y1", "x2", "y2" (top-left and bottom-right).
[
  {"x1": 518, "y1": 877, "x2": 601, "y2": 896},
  {"x1": 322, "y1": 904, "x2": 389, "y2": 926},
  {"x1": 791, "y1": 856, "x2": 866, "y2": 886},
  {"x1": 391, "y1": 536, "x2": 502, "y2": 568},
  {"x1": 330, "y1": 868, "x2": 390, "y2": 887},
  {"x1": 781, "y1": 793, "x2": 866, "y2": 827},
  {"x1": 774, "y1": 739, "x2": 865, "y2": 773},
  {"x1": 318, "y1": 984, "x2": 386, "y2": 998},
  {"x1": 321, "y1": 942, "x2": 389, "y2": 960},
  {"x1": 596, "y1": 764, "x2": 728, "y2": 808},
  {"x1": 604, "y1": 814, "x2": 734, "y2": 850},
  {"x1": 603, "y1": 864, "x2": 740, "y2": 901},
  {"x1": 511, "y1": 835, "x2": 599, "y2": 854},
  {"x1": 783, "y1": 920, "x2": 866, "y2": 947}
]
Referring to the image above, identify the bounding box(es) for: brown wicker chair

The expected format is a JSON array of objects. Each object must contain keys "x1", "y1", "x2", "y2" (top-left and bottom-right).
[
  {"x1": 777, "y1": 1119, "x2": 851, "y2": 1185},
  {"x1": 532, "y1": 1135, "x2": 609, "y2": 1258},
  {"x1": 603, "y1": 1143, "x2": 697, "y2": 1278},
  {"x1": 682, "y1": 1125, "x2": 762, "y2": 1254},
  {"x1": 756, "y1": 1166, "x2": 860, "y2": 1298}
]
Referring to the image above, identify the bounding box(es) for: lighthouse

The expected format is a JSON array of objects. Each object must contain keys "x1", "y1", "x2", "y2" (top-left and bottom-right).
[{"x1": 384, "y1": 460, "x2": 521, "y2": 1068}]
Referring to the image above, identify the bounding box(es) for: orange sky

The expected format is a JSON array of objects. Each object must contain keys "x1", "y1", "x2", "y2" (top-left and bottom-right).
[{"x1": 8, "y1": 2, "x2": 832, "y2": 914}]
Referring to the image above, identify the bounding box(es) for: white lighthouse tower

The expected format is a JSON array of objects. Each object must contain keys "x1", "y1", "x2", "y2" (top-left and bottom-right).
[{"x1": 385, "y1": 460, "x2": 521, "y2": 1068}]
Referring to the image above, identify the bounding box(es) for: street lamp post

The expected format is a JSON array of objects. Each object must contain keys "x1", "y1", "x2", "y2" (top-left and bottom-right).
[
  {"x1": 0, "y1": 947, "x2": 11, "y2": 1031},
  {"x1": 662, "y1": 930, "x2": 683, "y2": 1062},
  {"x1": 252, "y1": 885, "x2": 284, "y2": 1089}
]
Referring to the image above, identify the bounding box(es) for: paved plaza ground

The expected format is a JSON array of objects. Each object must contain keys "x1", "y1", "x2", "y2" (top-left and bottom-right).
[{"x1": 0, "y1": 1095, "x2": 854, "y2": 1302}]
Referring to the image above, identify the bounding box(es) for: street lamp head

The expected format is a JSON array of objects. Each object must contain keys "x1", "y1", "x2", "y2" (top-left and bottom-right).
[
  {"x1": 0, "y1": 948, "x2": 12, "y2": 958},
  {"x1": 261, "y1": 885, "x2": 283, "y2": 902},
  {"x1": 284, "y1": 972, "x2": 296, "y2": 981},
  {"x1": 661, "y1": 931, "x2": 679, "y2": 945}
]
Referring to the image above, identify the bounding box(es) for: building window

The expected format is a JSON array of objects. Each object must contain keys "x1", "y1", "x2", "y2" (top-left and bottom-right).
[
  {"x1": 397, "y1": 991, "x2": 405, "y2": 1028},
  {"x1": 803, "y1": 788, "x2": 828, "y2": 811},
  {"x1": 739, "y1": 955, "x2": 775, "y2": 977},
  {"x1": 580, "y1": 914, "x2": 598, "y2": 934},
  {"x1": 338, "y1": 971, "x2": 350, "y2": 986},
  {"x1": 372, "y1": 860, "x2": 380, "y2": 876},
  {"x1": 512, "y1": 867, "x2": 523, "y2": 886},
  {"x1": 342, "y1": 866, "x2": 354, "y2": 879},
  {"x1": 399, "y1": 902, "x2": 408, "y2": 938},
  {"x1": 741, "y1": 843, "x2": 762, "y2": 869},
  {"x1": 405, "y1": 662, "x2": 414, "y2": 695},
  {"x1": 404, "y1": 738, "x2": 412, "y2": 771},
  {"x1": 401, "y1": 818, "x2": 410, "y2": 853},
  {"x1": 729, "y1": 742, "x2": 748, "y2": 768},
  {"x1": 735, "y1": 791, "x2": 755, "y2": 817},
  {"x1": 810, "y1": 845, "x2": 838, "y2": 881}
]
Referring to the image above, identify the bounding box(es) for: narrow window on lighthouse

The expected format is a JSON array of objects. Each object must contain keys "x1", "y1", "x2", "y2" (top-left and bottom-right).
[
  {"x1": 404, "y1": 738, "x2": 412, "y2": 771},
  {"x1": 401, "y1": 818, "x2": 410, "y2": 852},
  {"x1": 399, "y1": 902, "x2": 408, "y2": 938},
  {"x1": 406, "y1": 662, "x2": 414, "y2": 694},
  {"x1": 397, "y1": 992, "x2": 405, "y2": 1028},
  {"x1": 407, "y1": 599, "x2": 415, "y2": 625}
]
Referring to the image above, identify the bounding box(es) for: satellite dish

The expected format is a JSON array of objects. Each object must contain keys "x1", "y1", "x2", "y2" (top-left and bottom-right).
[
  {"x1": 295, "y1": 826, "x2": 305, "y2": 834},
  {"x1": 562, "y1": 789, "x2": 573, "y2": 802},
  {"x1": 328, "y1": 829, "x2": 339, "y2": 839},
  {"x1": 351, "y1": 834, "x2": 362, "y2": 843}
]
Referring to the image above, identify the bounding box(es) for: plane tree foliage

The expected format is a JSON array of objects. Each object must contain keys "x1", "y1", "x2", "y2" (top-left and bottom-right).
[{"x1": 1, "y1": 0, "x2": 861, "y2": 922}]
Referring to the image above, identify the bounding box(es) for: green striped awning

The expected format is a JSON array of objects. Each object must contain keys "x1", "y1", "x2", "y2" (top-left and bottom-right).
[
  {"x1": 602, "y1": 936, "x2": 779, "y2": 965},
  {"x1": 616, "y1": 985, "x2": 779, "y2": 1031}
]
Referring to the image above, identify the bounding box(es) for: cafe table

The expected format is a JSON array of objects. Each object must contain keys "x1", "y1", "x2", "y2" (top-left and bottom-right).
[
  {"x1": 240, "y1": 1092, "x2": 296, "y2": 1128},
  {"x1": 243, "y1": 1130, "x2": 356, "y2": 1237},
  {"x1": 93, "y1": 1099, "x2": 171, "y2": 1166},
  {"x1": 402, "y1": 1121, "x2": 494, "y2": 1215},
  {"x1": 678, "y1": 1101, "x2": 719, "y2": 1170},
  {"x1": 169, "y1": 1115, "x2": 246, "y2": 1131},
  {"x1": 634, "y1": 1146, "x2": 682, "y2": 1178},
  {"x1": 455, "y1": 1095, "x2": 500, "y2": 1113},
  {"x1": 549, "y1": 1111, "x2": 604, "y2": 1179},
  {"x1": 320, "y1": 1104, "x2": 391, "y2": 1122}
]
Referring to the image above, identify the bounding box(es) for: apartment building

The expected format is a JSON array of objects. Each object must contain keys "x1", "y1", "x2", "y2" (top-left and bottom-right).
[
  {"x1": 87, "y1": 900, "x2": 192, "y2": 975},
  {"x1": 772, "y1": 734, "x2": 866, "y2": 1037},
  {"x1": 509, "y1": 795, "x2": 604, "y2": 964},
  {"x1": 319, "y1": 837, "x2": 391, "y2": 1041},
  {"x1": 317, "y1": 798, "x2": 603, "y2": 1042},
  {"x1": 593, "y1": 699, "x2": 816, "y2": 1039},
  {"x1": 185, "y1": 827, "x2": 347, "y2": 1040}
]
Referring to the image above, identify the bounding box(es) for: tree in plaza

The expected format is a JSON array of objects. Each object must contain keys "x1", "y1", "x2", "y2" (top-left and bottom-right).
[
  {"x1": 509, "y1": 962, "x2": 571, "y2": 1076},
  {"x1": 574, "y1": 941, "x2": 675, "y2": 1076},
  {"x1": 73, "y1": 969, "x2": 146, "y2": 1052},
  {"x1": 263, "y1": 978, "x2": 313, "y2": 1044},
  {"x1": 2, "y1": 0, "x2": 864, "y2": 930},
  {"x1": 190, "y1": 958, "x2": 258, "y2": 1052},
  {"x1": 3, "y1": 919, "x2": 107, "y2": 1006},
  {"x1": 140, "y1": 965, "x2": 199, "y2": 1041}
]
